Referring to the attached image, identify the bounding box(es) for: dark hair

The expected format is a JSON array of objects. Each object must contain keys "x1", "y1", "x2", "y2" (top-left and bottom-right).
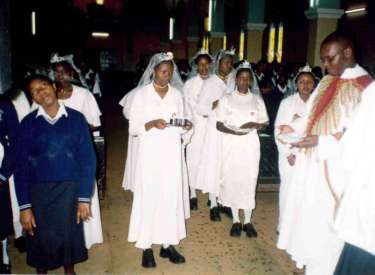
[
  {"x1": 295, "y1": 72, "x2": 316, "y2": 84},
  {"x1": 236, "y1": 68, "x2": 253, "y2": 79},
  {"x1": 154, "y1": 60, "x2": 174, "y2": 70},
  {"x1": 51, "y1": 61, "x2": 74, "y2": 72},
  {"x1": 194, "y1": 54, "x2": 212, "y2": 65},
  {"x1": 25, "y1": 74, "x2": 54, "y2": 91}
]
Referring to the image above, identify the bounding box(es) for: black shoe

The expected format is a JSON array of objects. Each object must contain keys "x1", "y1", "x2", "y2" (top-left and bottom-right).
[
  {"x1": 207, "y1": 199, "x2": 211, "y2": 207},
  {"x1": 160, "y1": 246, "x2": 186, "y2": 264},
  {"x1": 219, "y1": 205, "x2": 233, "y2": 218},
  {"x1": 142, "y1": 249, "x2": 156, "y2": 268},
  {"x1": 230, "y1": 223, "x2": 242, "y2": 237},
  {"x1": 190, "y1": 198, "x2": 198, "y2": 210},
  {"x1": 243, "y1": 223, "x2": 258, "y2": 238},
  {"x1": 0, "y1": 263, "x2": 11, "y2": 274},
  {"x1": 14, "y1": 236, "x2": 26, "y2": 253},
  {"x1": 209, "y1": 207, "x2": 221, "y2": 221}
]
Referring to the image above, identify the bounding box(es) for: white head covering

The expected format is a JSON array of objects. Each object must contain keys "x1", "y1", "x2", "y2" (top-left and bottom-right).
[
  {"x1": 187, "y1": 48, "x2": 213, "y2": 80},
  {"x1": 136, "y1": 51, "x2": 183, "y2": 90},
  {"x1": 293, "y1": 64, "x2": 316, "y2": 85},
  {"x1": 213, "y1": 48, "x2": 236, "y2": 75},
  {"x1": 50, "y1": 53, "x2": 80, "y2": 73},
  {"x1": 235, "y1": 60, "x2": 261, "y2": 95}
]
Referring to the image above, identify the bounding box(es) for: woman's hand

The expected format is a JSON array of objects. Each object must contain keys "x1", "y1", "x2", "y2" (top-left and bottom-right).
[
  {"x1": 145, "y1": 119, "x2": 168, "y2": 130},
  {"x1": 20, "y1": 209, "x2": 37, "y2": 236},
  {"x1": 212, "y1": 100, "x2": 219, "y2": 110},
  {"x1": 278, "y1": 125, "x2": 295, "y2": 134},
  {"x1": 287, "y1": 154, "x2": 296, "y2": 166},
  {"x1": 77, "y1": 202, "x2": 91, "y2": 224}
]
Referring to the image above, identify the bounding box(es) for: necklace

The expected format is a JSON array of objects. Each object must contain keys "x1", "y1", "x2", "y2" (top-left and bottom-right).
[{"x1": 153, "y1": 81, "x2": 168, "y2": 89}]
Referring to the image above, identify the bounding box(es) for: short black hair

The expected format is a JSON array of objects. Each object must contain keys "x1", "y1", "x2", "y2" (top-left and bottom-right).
[
  {"x1": 194, "y1": 54, "x2": 212, "y2": 65},
  {"x1": 236, "y1": 68, "x2": 253, "y2": 79},
  {"x1": 25, "y1": 74, "x2": 54, "y2": 91},
  {"x1": 51, "y1": 61, "x2": 74, "y2": 72},
  {"x1": 295, "y1": 71, "x2": 316, "y2": 84},
  {"x1": 154, "y1": 60, "x2": 174, "y2": 70}
]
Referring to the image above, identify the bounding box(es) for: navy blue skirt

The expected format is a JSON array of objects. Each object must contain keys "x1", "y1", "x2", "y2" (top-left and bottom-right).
[
  {"x1": 0, "y1": 183, "x2": 13, "y2": 240},
  {"x1": 26, "y1": 181, "x2": 87, "y2": 270},
  {"x1": 334, "y1": 243, "x2": 375, "y2": 275}
]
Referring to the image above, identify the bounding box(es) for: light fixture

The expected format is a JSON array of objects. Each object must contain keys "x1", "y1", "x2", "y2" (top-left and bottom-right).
[
  {"x1": 31, "y1": 11, "x2": 36, "y2": 35},
  {"x1": 345, "y1": 7, "x2": 366, "y2": 14},
  {"x1": 92, "y1": 32, "x2": 110, "y2": 38},
  {"x1": 169, "y1": 18, "x2": 174, "y2": 40},
  {"x1": 207, "y1": 0, "x2": 212, "y2": 32},
  {"x1": 96, "y1": 0, "x2": 104, "y2": 5}
]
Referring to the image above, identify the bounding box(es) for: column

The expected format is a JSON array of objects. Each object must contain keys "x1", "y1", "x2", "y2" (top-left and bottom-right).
[
  {"x1": 305, "y1": 0, "x2": 344, "y2": 66},
  {"x1": 210, "y1": 0, "x2": 225, "y2": 55},
  {"x1": 244, "y1": 0, "x2": 267, "y2": 63},
  {"x1": 0, "y1": 0, "x2": 11, "y2": 93}
]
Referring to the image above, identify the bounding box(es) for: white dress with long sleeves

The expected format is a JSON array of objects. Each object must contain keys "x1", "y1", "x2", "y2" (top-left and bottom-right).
[
  {"x1": 217, "y1": 91, "x2": 268, "y2": 209},
  {"x1": 195, "y1": 74, "x2": 235, "y2": 195},
  {"x1": 57, "y1": 85, "x2": 103, "y2": 249},
  {"x1": 277, "y1": 65, "x2": 369, "y2": 275},
  {"x1": 182, "y1": 75, "x2": 207, "y2": 190},
  {"x1": 127, "y1": 84, "x2": 188, "y2": 249},
  {"x1": 274, "y1": 93, "x2": 308, "y2": 231}
]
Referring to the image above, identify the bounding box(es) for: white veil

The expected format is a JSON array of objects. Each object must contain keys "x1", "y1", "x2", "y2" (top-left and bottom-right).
[
  {"x1": 235, "y1": 60, "x2": 261, "y2": 95},
  {"x1": 187, "y1": 48, "x2": 214, "y2": 80}
]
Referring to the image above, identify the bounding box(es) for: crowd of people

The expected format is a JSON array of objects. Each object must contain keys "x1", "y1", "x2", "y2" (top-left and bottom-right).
[{"x1": 0, "y1": 30, "x2": 374, "y2": 275}]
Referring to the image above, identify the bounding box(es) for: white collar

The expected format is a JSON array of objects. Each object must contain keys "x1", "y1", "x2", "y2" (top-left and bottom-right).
[
  {"x1": 36, "y1": 103, "x2": 68, "y2": 124},
  {"x1": 340, "y1": 64, "x2": 368, "y2": 79}
]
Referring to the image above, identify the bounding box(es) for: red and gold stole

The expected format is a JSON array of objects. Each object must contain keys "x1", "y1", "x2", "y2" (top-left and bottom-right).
[{"x1": 306, "y1": 74, "x2": 373, "y2": 136}]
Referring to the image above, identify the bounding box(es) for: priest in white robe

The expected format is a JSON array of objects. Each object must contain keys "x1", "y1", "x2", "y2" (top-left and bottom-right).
[
  {"x1": 277, "y1": 32, "x2": 374, "y2": 275},
  {"x1": 332, "y1": 82, "x2": 375, "y2": 275}
]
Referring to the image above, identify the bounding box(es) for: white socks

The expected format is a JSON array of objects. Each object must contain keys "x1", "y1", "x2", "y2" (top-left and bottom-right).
[
  {"x1": 190, "y1": 188, "x2": 197, "y2": 199},
  {"x1": 2, "y1": 239, "x2": 9, "y2": 265},
  {"x1": 231, "y1": 208, "x2": 240, "y2": 223},
  {"x1": 162, "y1": 244, "x2": 170, "y2": 249},
  {"x1": 244, "y1": 209, "x2": 252, "y2": 224},
  {"x1": 230, "y1": 209, "x2": 252, "y2": 224},
  {"x1": 208, "y1": 193, "x2": 217, "y2": 208}
]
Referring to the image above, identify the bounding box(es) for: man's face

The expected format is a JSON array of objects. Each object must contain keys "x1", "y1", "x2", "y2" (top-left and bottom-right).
[
  {"x1": 218, "y1": 56, "x2": 233, "y2": 76},
  {"x1": 320, "y1": 42, "x2": 349, "y2": 77},
  {"x1": 54, "y1": 64, "x2": 73, "y2": 84},
  {"x1": 29, "y1": 79, "x2": 57, "y2": 108}
]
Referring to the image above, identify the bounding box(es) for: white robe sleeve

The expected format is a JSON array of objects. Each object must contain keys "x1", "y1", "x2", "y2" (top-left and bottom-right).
[
  {"x1": 128, "y1": 91, "x2": 148, "y2": 137},
  {"x1": 82, "y1": 92, "x2": 102, "y2": 127},
  {"x1": 274, "y1": 99, "x2": 293, "y2": 156},
  {"x1": 256, "y1": 95, "x2": 269, "y2": 124}
]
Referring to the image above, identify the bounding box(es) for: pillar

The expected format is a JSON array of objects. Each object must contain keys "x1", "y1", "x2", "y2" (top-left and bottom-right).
[
  {"x1": 244, "y1": 0, "x2": 266, "y2": 63},
  {"x1": 0, "y1": 0, "x2": 11, "y2": 93},
  {"x1": 305, "y1": 0, "x2": 344, "y2": 66},
  {"x1": 210, "y1": 0, "x2": 225, "y2": 55}
]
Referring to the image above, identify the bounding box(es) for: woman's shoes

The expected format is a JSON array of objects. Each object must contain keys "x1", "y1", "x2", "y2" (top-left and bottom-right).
[
  {"x1": 142, "y1": 249, "x2": 156, "y2": 268},
  {"x1": 160, "y1": 246, "x2": 185, "y2": 264},
  {"x1": 230, "y1": 223, "x2": 242, "y2": 237},
  {"x1": 243, "y1": 223, "x2": 258, "y2": 238},
  {"x1": 190, "y1": 198, "x2": 198, "y2": 210}
]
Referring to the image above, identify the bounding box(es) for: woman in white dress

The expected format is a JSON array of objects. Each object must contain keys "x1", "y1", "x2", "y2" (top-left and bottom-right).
[
  {"x1": 127, "y1": 52, "x2": 192, "y2": 268},
  {"x1": 182, "y1": 49, "x2": 213, "y2": 210},
  {"x1": 274, "y1": 66, "x2": 316, "y2": 233},
  {"x1": 216, "y1": 61, "x2": 268, "y2": 237},
  {"x1": 51, "y1": 60, "x2": 104, "y2": 249}
]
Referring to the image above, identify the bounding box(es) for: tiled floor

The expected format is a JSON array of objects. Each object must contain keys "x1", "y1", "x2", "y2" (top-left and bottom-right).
[{"x1": 9, "y1": 100, "x2": 296, "y2": 275}]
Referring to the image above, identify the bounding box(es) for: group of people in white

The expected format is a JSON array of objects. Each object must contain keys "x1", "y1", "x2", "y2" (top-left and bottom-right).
[{"x1": 120, "y1": 31, "x2": 375, "y2": 275}]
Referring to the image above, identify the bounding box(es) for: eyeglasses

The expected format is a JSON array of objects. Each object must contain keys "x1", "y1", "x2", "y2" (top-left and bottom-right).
[{"x1": 320, "y1": 48, "x2": 344, "y2": 64}]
